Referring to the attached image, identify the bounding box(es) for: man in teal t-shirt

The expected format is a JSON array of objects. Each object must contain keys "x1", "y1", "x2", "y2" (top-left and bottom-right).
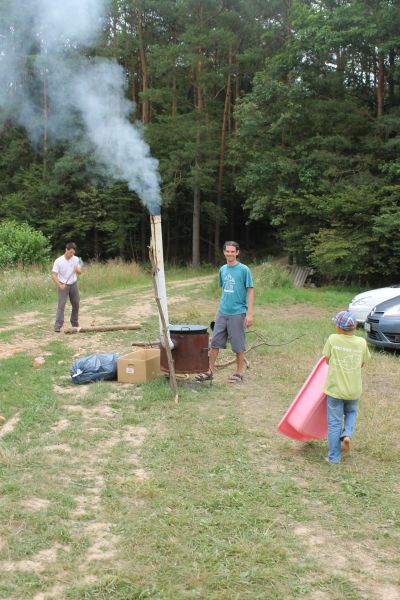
[
  {"x1": 196, "y1": 241, "x2": 254, "y2": 384},
  {"x1": 322, "y1": 310, "x2": 370, "y2": 464}
]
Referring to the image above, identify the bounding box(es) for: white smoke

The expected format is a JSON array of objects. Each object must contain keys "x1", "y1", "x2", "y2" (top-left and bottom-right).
[{"x1": 0, "y1": 0, "x2": 161, "y2": 214}]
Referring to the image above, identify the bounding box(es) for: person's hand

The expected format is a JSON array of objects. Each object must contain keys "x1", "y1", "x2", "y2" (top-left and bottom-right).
[
  {"x1": 245, "y1": 313, "x2": 253, "y2": 327},
  {"x1": 59, "y1": 283, "x2": 66, "y2": 291}
]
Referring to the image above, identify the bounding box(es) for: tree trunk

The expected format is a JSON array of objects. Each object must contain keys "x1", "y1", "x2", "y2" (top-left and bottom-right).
[
  {"x1": 94, "y1": 225, "x2": 99, "y2": 259},
  {"x1": 172, "y1": 76, "x2": 177, "y2": 117},
  {"x1": 214, "y1": 47, "x2": 232, "y2": 262},
  {"x1": 377, "y1": 52, "x2": 384, "y2": 118},
  {"x1": 388, "y1": 49, "x2": 395, "y2": 106},
  {"x1": 138, "y1": 13, "x2": 149, "y2": 124},
  {"x1": 234, "y1": 57, "x2": 240, "y2": 132},
  {"x1": 192, "y1": 185, "x2": 201, "y2": 268},
  {"x1": 43, "y1": 71, "x2": 48, "y2": 155},
  {"x1": 191, "y1": 5, "x2": 204, "y2": 268},
  {"x1": 131, "y1": 55, "x2": 137, "y2": 116}
]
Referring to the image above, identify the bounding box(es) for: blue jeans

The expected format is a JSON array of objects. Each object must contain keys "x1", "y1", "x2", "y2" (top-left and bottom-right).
[{"x1": 326, "y1": 396, "x2": 358, "y2": 463}]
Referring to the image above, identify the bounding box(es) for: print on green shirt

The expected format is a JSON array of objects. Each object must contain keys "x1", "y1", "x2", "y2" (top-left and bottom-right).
[{"x1": 322, "y1": 333, "x2": 370, "y2": 400}]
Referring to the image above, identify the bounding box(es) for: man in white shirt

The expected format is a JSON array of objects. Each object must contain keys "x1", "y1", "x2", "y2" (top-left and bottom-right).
[{"x1": 51, "y1": 242, "x2": 82, "y2": 332}]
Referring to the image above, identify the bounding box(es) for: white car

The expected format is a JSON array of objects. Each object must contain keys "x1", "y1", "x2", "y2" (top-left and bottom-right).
[{"x1": 349, "y1": 285, "x2": 400, "y2": 324}]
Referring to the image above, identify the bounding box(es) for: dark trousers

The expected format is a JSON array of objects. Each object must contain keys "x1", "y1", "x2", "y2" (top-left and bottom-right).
[{"x1": 54, "y1": 282, "x2": 80, "y2": 330}]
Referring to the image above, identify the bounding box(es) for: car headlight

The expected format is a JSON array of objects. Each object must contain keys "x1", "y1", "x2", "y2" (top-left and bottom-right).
[{"x1": 383, "y1": 304, "x2": 400, "y2": 317}]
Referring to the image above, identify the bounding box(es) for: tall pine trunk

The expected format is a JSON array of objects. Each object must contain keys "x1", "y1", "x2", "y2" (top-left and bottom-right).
[
  {"x1": 377, "y1": 52, "x2": 384, "y2": 118},
  {"x1": 192, "y1": 184, "x2": 201, "y2": 268},
  {"x1": 43, "y1": 70, "x2": 48, "y2": 156},
  {"x1": 138, "y1": 13, "x2": 149, "y2": 124},
  {"x1": 214, "y1": 47, "x2": 232, "y2": 262},
  {"x1": 388, "y1": 49, "x2": 395, "y2": 107},
  {"x1": 192, "y1": 6, "x2": 204, "y2": 268}
]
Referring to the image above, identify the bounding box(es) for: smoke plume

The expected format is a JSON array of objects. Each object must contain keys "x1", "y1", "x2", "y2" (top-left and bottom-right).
[{"x1": 0, "y1": 0, "x2": 161, "y2": 214}]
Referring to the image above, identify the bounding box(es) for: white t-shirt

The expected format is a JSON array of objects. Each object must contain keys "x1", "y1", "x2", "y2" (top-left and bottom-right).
[{"x1": 52, "y1": 255, "x2": 79, "y2": 284}]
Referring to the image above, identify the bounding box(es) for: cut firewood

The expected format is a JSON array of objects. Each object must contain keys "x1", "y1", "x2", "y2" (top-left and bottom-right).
[
  {"x1": 64, "y1": 324, "x2": 141, "y2": 334},
  {"x1": 131, "y1": 340, "x2": 160, "y2": 348}
]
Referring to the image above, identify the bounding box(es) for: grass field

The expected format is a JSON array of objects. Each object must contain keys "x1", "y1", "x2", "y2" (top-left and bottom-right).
[{"x1": 0, "y1": 262, "x2": 399, "y2": 599}]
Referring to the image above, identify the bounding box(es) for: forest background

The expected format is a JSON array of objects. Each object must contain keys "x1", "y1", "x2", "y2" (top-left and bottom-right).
[{"x1": 1, "y1": 0, "x2": 400, "y2": 283}]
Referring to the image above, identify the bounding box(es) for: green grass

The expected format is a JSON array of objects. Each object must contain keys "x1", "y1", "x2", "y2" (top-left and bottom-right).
[
  {"x1": 0, "y1": 260, "x2": 148, "y2": 317},
  {"x1": 0, "y1": 263, "x2": 399, "y2": 599}
]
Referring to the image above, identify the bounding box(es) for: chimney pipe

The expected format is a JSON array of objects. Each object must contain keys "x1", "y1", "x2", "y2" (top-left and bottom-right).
[{"x1": 150, "y1": 215, "x2": 174, "y2": 348}]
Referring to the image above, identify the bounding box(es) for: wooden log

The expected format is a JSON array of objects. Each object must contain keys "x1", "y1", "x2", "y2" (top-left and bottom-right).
[
  {"x1": 64, "y1": 324, "x2": 141, "y2": 334},
  {"x1": 131, "y1": 340, "x2": 160, "y2": 348}
]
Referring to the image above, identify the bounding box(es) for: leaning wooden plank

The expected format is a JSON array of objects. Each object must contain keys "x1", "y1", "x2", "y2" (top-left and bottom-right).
[{"x1": 64, "y1": 325, "x2": 141, "y2": 334}]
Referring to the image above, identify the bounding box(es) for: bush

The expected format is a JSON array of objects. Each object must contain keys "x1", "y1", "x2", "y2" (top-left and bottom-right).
[
  {"x1": 253, "y1": 261, "x2": 293, "y2": 290},
  {"x1": 0, "y1": 220, "x2": 51, "y2": 267}
]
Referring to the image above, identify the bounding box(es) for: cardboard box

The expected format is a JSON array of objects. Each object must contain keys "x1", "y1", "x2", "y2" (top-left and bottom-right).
[{"x1": 117, "y1": 348, "x2": 161, "y2": 384}]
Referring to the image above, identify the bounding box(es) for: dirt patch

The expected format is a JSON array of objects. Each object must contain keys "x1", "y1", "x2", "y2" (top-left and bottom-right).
[
  {"x1": 1, "y1": 545, "x2": 67, "y2": 574},
  {"x1": 22, "y1": 497, "x2": 51, "y2": 512},
  {"x1": 49, "y1": 417, "x2": 70, "y2": 433},
  {"x1": 84, "y1": 522, "x2": 120, "y2": 562},
  {"x1": 0, "y1": 336, "x2": 55, "y2": 359},
  {"x1": 32, "y1": 584, "x2": 68, "y2": 600},
  {"x1": 121, "y1": 425, "x2": 148, "y2": 447},
  {"x1": 0, "y1": 412, "x2": 20, "y2": 438},
  {"x1": 294, "y1": 524, "x2": 400, "y2": 599},
  {"x1": 53, "y1": 384, "x2": 89, "y2": 397},
  {"x1": 0, "y1": 311, "x2": 43, "y2": 333},
  {"x1": 63, "y1": 403, "x2": 115, "y2": 418},
  {"x1": 43, "y1": 443, "x2": 72, "y2": 453},
  {"x1": 169, "y1": 275, "x2": 215, "y2": 289}
]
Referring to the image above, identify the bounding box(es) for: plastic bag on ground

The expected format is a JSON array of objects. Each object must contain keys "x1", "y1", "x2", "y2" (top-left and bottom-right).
[{"x1": 70, "y1": 353, "x2": 119, "y2": 384}]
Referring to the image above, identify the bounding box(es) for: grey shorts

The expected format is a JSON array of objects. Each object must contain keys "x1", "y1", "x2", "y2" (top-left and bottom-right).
[{"x1": 211, "y1": 311, "x2": 246, "y2": 353}]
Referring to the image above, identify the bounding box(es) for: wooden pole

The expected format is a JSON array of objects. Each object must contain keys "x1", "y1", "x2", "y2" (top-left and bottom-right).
[
  {"x1": 149, "y1": 245, "x2": 179, "y2": 404},
  {"x1": 64, "y1": 324, "x2": 141, "y2": 334}
]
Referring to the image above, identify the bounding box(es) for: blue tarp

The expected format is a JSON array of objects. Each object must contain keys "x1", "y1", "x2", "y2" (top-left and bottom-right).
[{"x1": 70, "y1": 353, "x2": 118, "y2": 384}]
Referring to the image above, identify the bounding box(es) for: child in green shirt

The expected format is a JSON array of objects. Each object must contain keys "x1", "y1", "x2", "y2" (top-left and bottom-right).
[{"x1": 322, "y1": 310, "x2": 370, "y2": 464}]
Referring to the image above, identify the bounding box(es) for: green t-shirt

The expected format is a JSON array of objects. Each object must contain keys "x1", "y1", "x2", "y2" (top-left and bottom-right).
[
  {"x1": 219, "y1": 262, "x2": 254, "y2": 315},
  {"x1": 322, "y1": 333, "x2": 370, "y2": 400}
]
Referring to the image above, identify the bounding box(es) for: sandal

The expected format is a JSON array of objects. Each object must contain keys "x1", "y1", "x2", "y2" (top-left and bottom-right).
[
  {"x1": 195, "y1": 371, "x2": 213, "y2": 382},
  {"x1": 228, "y1": 373, "x2": 244, "y2": 384}
]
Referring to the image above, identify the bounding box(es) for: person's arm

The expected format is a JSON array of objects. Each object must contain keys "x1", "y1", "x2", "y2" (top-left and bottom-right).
[
  {"x1": 245, "y1": 287, "x2": 254, "y2": 327},
  {"x1": 322, "y1": 337, "x2": 331, "y2": 364},
  {"x1": 52, "y1": 271, "x2": 65, "y2": 291},
  {"x1": 73, "y1": 257, "x2": 82, "y2": 275}
]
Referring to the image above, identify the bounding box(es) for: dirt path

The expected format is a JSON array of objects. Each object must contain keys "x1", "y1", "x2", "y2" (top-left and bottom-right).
[{"x1": 0, "y1": 275, "x2": 215, "y2": 360}]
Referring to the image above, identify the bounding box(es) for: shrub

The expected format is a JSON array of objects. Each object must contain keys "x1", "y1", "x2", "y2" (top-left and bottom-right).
[
  {"x1": 253, "y1": 261, "x2": 293, "y2": 290},
  {"x1": 0, "y1": 220, "x2": 51, "y2": 267}
]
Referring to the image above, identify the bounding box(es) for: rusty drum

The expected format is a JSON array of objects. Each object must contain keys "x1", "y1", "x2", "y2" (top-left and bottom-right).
[{"x1": 160, "y1": 324, "x2": 209, "y2": 374}]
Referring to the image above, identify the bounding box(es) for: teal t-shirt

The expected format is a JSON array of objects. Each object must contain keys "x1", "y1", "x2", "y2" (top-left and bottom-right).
[
  {"x1": 218, "y1": 262, "x2": 254, "y2": 315},
  {"x1": 322, "y1": 333, "x2": 371, "y2": 400}
]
